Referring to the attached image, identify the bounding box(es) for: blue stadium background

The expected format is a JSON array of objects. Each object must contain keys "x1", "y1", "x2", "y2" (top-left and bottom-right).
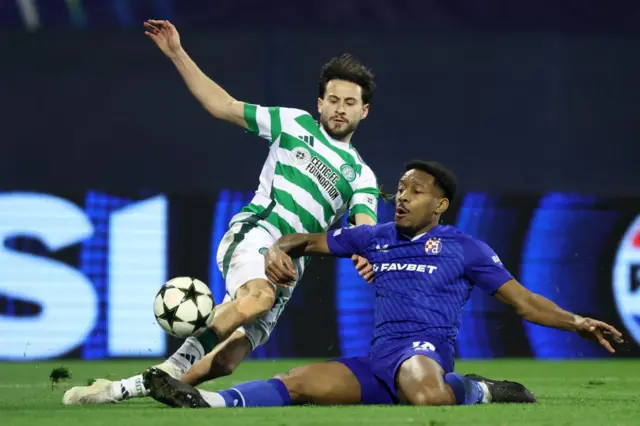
[{"x1": 1, "y1": 0, "x2": 640, "y2": 361}]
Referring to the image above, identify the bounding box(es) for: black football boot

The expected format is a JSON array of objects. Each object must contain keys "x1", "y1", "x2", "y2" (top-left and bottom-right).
[
  {"x1": 143, "y1": 367, "x2": 211, "y2": 408},
  {"x1": 465, "y1": 373, "x2": 537, "y2": 404}
]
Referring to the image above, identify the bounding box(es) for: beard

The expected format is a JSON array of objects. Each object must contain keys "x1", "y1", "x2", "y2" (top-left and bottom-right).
[
  {"x1": 394, "y1": 217, "x2": 412, "y2": 234},
  {"x1": 320, "y1": 115, "x2": 359, "y2": 141}
]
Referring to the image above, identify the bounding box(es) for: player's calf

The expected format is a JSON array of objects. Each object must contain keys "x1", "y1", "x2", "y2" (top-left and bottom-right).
[
  {"x1": 180, "y1": 330, "x2": 252, "y2": 386},
  {"x1": 274, "y1": 361, "x2": 362, "y2": 405},
  {"x1": 145, "y1": 360, "x2": 363, "y2": 409}
]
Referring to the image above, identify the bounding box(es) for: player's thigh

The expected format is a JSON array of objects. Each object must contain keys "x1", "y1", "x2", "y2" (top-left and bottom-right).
[
  {"x1": 275, "y1": 361, "x2": 362, "y2": 405},
  {"x1": 395, "y1": 355, "x2": 454, "y2": 406},
  {"x1": 216, "y1": 222, "x2": 275, "y2": 297},
  {"x1": 217, "y1": 222, "x2": 304, "y2": 301},
  {"x1": 218, "y1": 226, "x2": 302, "y2": 348},
  {"x1": 219, "y1": 225, "x2": 278, "y2": 313}
]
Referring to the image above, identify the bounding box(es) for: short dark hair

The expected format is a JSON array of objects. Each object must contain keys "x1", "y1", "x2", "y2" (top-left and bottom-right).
[
  {"x1": 318, "y1": 53, "x2": 376, "y2": 104},
  {"x1": 404, "y1": 160, "x2": 457, "y2": 202}
]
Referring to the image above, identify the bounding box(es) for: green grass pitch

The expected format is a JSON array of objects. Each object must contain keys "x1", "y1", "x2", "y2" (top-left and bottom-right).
[{"x1": 2, "y1": 359, "x2": 639, "y2": 426}]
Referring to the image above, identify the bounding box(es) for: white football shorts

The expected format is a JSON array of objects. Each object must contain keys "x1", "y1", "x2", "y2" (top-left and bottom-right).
[{"x1": 216, "y1": 221, "x2": 304, "y2": 349}]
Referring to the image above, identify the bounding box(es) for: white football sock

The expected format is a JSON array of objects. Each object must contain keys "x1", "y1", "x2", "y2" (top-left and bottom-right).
[
  {"x1": 168, "y1": 337, "x2": 206, "y2": 371},
  {"x1": 198, "y1": 389, "x2": 226, "y2": 407},
  {"x1": 112, "y1": 375, "x2": 149, "y2": 400},
  {"x1": 478, "y1": 381, "x2": 492, "y2": 403}
]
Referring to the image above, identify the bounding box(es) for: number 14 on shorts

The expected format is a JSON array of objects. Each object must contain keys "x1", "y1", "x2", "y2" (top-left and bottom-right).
[{"x1": 412, "y1": 341, "x2": 436, "y2": 352}]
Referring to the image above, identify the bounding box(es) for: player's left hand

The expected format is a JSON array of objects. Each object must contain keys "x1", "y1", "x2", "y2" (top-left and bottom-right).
[
  {"x1": 352, "y1": 254, "x2": 374, "y2": 283},
  {"x1": 574, "y1": 316, "x2": 624, "y2": 353}
]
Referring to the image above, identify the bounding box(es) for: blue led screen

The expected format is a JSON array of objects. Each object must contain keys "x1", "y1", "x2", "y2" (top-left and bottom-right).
[{"x1": 0, "y1": 190, "x2": 638, "y2": 360}]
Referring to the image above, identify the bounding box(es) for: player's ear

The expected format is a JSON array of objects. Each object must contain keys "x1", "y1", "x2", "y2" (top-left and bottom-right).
[
  {"x1": 317, "y1": 98, "x2": 323, "y2": 114},
  {"x1": 361, "y1": 103, "x2": 370, "y2": 120},
  {"x1": 435, "y1": 197, "x2": 449, "y2": 215}
]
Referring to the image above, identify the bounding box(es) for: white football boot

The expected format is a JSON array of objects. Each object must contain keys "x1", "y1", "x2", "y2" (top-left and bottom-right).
[
  {"x1": 62, "y1": 379, "x2": 118, "y2": 405},
  {"x1": 62, "y1": 360, "x2": 188, "y2": 405}
]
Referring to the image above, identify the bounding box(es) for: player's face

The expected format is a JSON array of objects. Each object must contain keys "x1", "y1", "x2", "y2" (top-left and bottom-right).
[
  {"x1": 395, "y1": 170, "x2": 448, "y2": 235},
  {"x1": 318, "y1": 80, "x2": 370, "y2": 141}
]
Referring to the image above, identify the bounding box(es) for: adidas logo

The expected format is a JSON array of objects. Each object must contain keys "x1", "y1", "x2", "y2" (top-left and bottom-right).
[
  {"x1": 178, "y1": 352, "x2": 196, "y2": 365},
  {"x1": 376, "y1": 244, "x2": 389, "y2": 253},
  {"x1": 121, "y1": 384, "x2": 130, "y2": 400},
  {"x1": 298, "y1": 135, "x2": 315, "y2": 147}
]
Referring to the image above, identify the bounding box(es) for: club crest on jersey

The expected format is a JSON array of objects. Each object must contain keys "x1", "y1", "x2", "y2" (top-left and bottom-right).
[
  {"x1": 291, "y1": 147, "x2": 311, "y2": 165},
  {"x1": 425, "y1": 238, "x2": 442, "y2": 255},
  {"x1": 340, "y1": 164, "x2": 356, "y2": 182}
]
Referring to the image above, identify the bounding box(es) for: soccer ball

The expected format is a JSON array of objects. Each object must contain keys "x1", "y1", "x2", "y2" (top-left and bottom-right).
[{"x1": 153, "y1": 277, "x2": 215, "y2": 338}]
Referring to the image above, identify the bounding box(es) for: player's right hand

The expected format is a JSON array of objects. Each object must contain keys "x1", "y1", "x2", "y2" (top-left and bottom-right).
[
  {"x1": 264, "y1": 247, "x2": 297, "y2": 287},
  {"x1": 144, "y1": 19, "x2": 182, "y2": 59},
  {"x1": 352, "y1": 254, "x2": 375, "y2": 283}
]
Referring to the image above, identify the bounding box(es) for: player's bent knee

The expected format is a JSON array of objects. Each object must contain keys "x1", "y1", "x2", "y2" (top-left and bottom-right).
[
  {"x1": 237, "y1": 280, "x2": 276, "y2": 316},
  {"x1": 240, "y1": 291, "x2": 274, "y2": 319},
  {"x1": 275, "y1": 373, "x2": 307, "y2": 403},
  {"x1": 248, "y1": 287, "x2": 276, "y2": 311},
  {"x1": 273, "y1": 367, "x2": 313, "y2": 403}
]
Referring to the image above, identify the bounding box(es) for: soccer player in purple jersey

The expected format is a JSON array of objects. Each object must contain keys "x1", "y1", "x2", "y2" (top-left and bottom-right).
[{"x1": 143, "y1": 160, "x2": 624, "y2": 408}]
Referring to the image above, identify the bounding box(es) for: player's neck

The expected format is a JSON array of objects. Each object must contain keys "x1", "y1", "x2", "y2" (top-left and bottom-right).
[
  {"x1": 398, "y1": 221, "x2": 439, "y2": 239},
  {"x1": 336, "y1": 132, "x2": 354, "y2": 144},
  {"x1": 320, "y1": 124, "x2": 353, "y2": 144},
  {"x1": 414, "y1": 222, "x2": 439, "y2": 237}
]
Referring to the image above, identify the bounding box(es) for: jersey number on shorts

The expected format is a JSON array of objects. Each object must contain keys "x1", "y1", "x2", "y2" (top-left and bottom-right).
[{"x1": 412, "y1": 341, "x2": 436, "y2": 352}]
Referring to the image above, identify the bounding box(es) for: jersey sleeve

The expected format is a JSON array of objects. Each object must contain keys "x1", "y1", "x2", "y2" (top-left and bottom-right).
[
  {"x1": 243, "y1": 104, "x2": 308, "y2": 146},
  {"x1": 326, "y1": 225, "x2": 376, "y2": 257},
  {"x1": 462, "y1": 238, "x2": 513, "y2": 295},
  {"x1": 347, "y1": 165, "x2": 379, "y2": 225}
]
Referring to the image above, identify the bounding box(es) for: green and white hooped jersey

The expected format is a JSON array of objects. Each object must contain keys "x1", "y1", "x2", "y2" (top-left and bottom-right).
[{"x1": 229, "y1": 104, "x2": 379, "y2": 238}]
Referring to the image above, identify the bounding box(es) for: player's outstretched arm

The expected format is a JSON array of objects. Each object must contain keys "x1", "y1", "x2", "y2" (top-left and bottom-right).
[
  {"x1": 264, "y1": 233, "x2": 329, "y2": 286},
  {"x1": 495, "y1": 279, "x2": 624, "y2": 353},
  {"x1": 274, "y1": 232, "x2": 330, "y2": 257},
  {"x1": 143, "y1": 19, "x2": 246, "y2": 128}
]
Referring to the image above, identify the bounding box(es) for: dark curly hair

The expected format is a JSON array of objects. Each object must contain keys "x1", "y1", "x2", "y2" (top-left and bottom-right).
[
  {"x1": 404, "y1": 160, "x2": 457, "y2": 202},
  {"x1": 318, "y1": 53, "x2": 376, "y2": 104}
]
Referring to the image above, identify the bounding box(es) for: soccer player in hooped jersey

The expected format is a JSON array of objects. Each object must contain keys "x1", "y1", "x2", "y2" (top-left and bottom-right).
[
  {"x1": 142, "y1": 160, "x2": 623, "y2": 408},
  {"x1": 63, "y1": 20, "x2": 379, "y2": 405}
]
